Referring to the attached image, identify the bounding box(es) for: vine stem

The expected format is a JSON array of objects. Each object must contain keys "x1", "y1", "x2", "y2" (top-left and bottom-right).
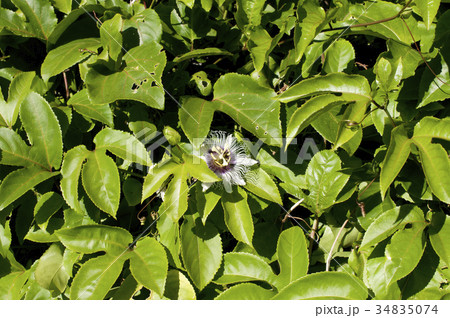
[
  {"x1": 322, "y1": 0, "x2": 414, "y2": 32},
  {"x1": 118, "y1": 167, "x2": 146, "y2": 179},
  {"x1": 308, "y1": 216, "x2": 320, "y2": 257},
  {"x1": 400, "y1": 16, "x2": 450, "y2": 88},
  {"x1": 326, "y1": 219, "x2": 349, "y2": 272},
  {"x1": 371, "y1": 99, "x2": 396, "y2": 128},
  {"x1": 62, "y1": 69, "x2": 69, "y2": 101}
]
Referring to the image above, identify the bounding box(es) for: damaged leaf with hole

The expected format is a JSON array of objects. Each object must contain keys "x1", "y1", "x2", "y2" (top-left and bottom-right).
[{"x1": 85, "y1": 42, "x2": 166, "y2": 109}]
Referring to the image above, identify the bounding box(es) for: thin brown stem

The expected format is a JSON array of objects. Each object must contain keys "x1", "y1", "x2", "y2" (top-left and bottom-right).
[
  {"x1": 62, "y1": 70, "x2": 69, "y2": 101},
  {"x1": 400, "y1": 16, "x2": 450, "y2": 88},
  {"x1": 322, "y1": 0, "x2": 413, "y2": 32},
  {"x1": 326, "y1": 219, "x2": 349, "y2": 271},
  {"x1": 372, "y1": 100, "x2": 396, "y2": 128},
  {"x1": 308, "y1": 216, "x2": 319, "y2": 257}
]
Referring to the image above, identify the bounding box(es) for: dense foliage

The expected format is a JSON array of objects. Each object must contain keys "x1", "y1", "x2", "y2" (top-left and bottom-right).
[{"x1": 0, "y1": 0, "x2": 449, "y2": 300}]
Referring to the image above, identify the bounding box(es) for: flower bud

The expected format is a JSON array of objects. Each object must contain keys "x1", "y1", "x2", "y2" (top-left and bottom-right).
[{"x1": 163, "y1": 126, "x2": 181, "y2": 146}]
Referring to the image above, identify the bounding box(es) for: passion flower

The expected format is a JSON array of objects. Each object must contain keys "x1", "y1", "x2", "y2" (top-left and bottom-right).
[{"x1": 201, "y1": 131, "x2": 258, "y2": 193}]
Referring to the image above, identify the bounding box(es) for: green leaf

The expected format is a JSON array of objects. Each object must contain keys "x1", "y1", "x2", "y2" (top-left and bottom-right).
[
  {"x1": 51, "y1": 0, "x2": 72, "y2": 14},
  {"x1": 0, "y1": 271, "x2": 30, "y2": 300},
  {"x1": 273, "y1": 272, "x2": 368, "y2": 300},
  {"x1": 67, "y1": 90, "x2": 113, "y2": 127},
  {"x1": 41, "y1": 38, "x2": 102, "y2": 82},
  {"x1": 24, "y1": 219, "x2": 63, "y2": 243},
  {"x1": 0, "y1": 166, "x2": 58, "y2": 211},
  {"x1": 112, "y1": 274, "x2": 142, "y2": 300},
  {"x1": 332, "y1": 100, "x2": 368, "y2": 150},
  {"x1": 385, "y1": 223, "x2": 426, "y2": 282},
  {"x1": 382, "y1": 39, "x2": 423, "y2": 79},
  {"x1": 169, "y1": 7, "x2": 196, "y2": 42},
  {"x1": 56, "y1": 225, "x2": 132, "y2": 255},
  {"x1": 129, "y1": 237, "x2": 168, "y2": 297},
  {"x1": 161, "y1": 165, "x2": 189, "y2": 222},
  {"x1": 365, "y1": 223, "x2": 427, "y2": 298},
  {"x1": 173, "y1": 48, "x2": 232, "y2": 63},
  {"x1": 375, "y1": 57, "x2": 392, "y2": 92},
  {"x1": 214, "y1": 252, "x2": 277, "y2": 286},
  {"x1": 94, "y1": 128, "x2": 151, "y2": 166},
  {"x1": 276, "y1": 227, "x2": 309, "y2": 289},
  {"x1": 215, "y1": 283, "x2": 276, "y2": 300},
  {"x1": 60, "y1": 145, "x2": 89, "y2": 213},
  {"x1": 429, "y1": 211, "x2": 450, "y2": 268},
  {"x1": 360, "y1": 205, "x2": 424, "y2": 250},
  {"x1": 0, "y1": 71, "x2": 35, "y2": 127},
  {"x1": 46, "y1": 4, "x2": 105, "y2": 48},
  {"x1": 0, "y1": 127, "x2": 33, "y2": 167},
  {"x1": 182, "y1": 154, "x2": 220, "y2": 183},
  {"x1": 323, "y1": 39, "x2": 355, "y2": 73},
  {"x1": 293, "y1": 0, "x2": 325, "y2": 63},
  {"x1": 414, "y1": 116, "x2": 450, "y2": 141},
  {"x1": 34, "y1": 192, "x2": 64, "y2": 230},
  {"x1": 285, "y1": 94, "x2": 348, "y2": 148},
  {"x1": 213, "y1": 73, "x2": 282, "y2": 147},
  {"x1": 180, "y1": 217, "x2": 222, "y2": 290},
  {"x1": 20, "y1": 92, "x2": 63, "y2": 170},
  {"x1": 82, "y1": 150, "x2": 120, "y2": 217},
  {"x1": 417, "y1": 53, "x2": 450, "y2": 108},
  {"x1": 256, "y1": 147, "x2": 303, "y2": 185},
  {"x1": 179, "y1": 97, "x2": 215, "y2": 148},
  {"x1": 412, "y1": 137, "x2": 450, "y2": 204},
  {"x1": 248, "y1": 26, "x2": 272, "y2": 72},
  {"x1": 278, "y1": 73, "x2": 371, "y2": 103},
  {"x1": 100, "y1": 14, "x2": 123, "y2": 61},
  {"x1": 122, "y1": 177, "x2": 142, "y2": 207},
  {"x1": 70, "y1": 254, "x2": 125, "y2": 300},
  {"x1": 0, "y1": 220, "x2": 12, "y2": 258},
  {"x1": 180, "y1": 74, "x2": 283, "y2": 148},
  {"x1": 163, "y1": 270, "x2": 196, "y2": 300},
  {"x1": 200, "y1": 0, "x2": 213, "y2": 11},
  {"x1": 435, "y1": 9, "x2": 450, "y2": 46},
  {"x1": 86, "y1": 42, "x2": 166, "y2": 109},
  {"x1": 125, "y1": 8, "x2": 162, "y2": 44},
  {"x1": 221, "y1": 187, "x2": 254, "y2": 246},
  {"x1": 380, "y1": 125, "x2": 412, "y2": 199},
  {"x1": 195, "y1": 185, "x2": 221, "y2": 224},
  {"x1": 310, "y1": 102, "x2": 363, "y2": 153},
  {"x1": 415, "y1": 0, "x2": 440, "y2": 30},
  {"x1": 142, "y1": 160, "x2": 179, "y2": 201},
  {"x1": 0, "y1": 8, "x2": 27, "y2": 40},
  {"x1": 235, "y1": 0, "x2": 265, "y2": 28},
  {"x1": 156, "y1": 211, "x2": 182, "y2": 269},
  {"x1": 111, "y1": 275, "x2": 140, "y2": 300},
  {"x1": 304, "y1": 150, "x2": 350, "y2": 215},
  {"x1": 35, "y1": 243, "x2": 70, "y2": 293},
  {"x1": 349, "y1": 1, "x2": 418, "y2": 45},
  {"x1": 244, "y1": 167, "x2": 282, "y2": 205},
  {"x1": 190, "y1": 71, "x2": 212, "y2": 96},
  {"x1": 11, "y1": 0, "x2": 57, "y2": 41}
]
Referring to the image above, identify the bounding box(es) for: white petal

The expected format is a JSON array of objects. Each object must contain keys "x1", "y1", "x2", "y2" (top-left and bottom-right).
[
  {"x1": 224, "y1": 134, "x2": 234, "y2": 149},
  {"x1": 225, "y1": 170, "x2": 245, "y2": 185},
  {"x1": 223, "y1": 179, "x2": 233, "y2": 193},
  {"x1": 233, "y1": 175, "x2": 246, "y2": 186},
  {"x1": 202, "y1": 182, "x2": 213, "y2": 192},
  {"x1": 236, "y1": 157, "x2": 258, "y2": 167}
]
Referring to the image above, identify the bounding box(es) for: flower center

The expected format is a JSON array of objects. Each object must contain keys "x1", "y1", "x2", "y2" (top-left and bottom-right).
[{"x1": 209, "y1": 145, "x2": 232, "y2": 168}]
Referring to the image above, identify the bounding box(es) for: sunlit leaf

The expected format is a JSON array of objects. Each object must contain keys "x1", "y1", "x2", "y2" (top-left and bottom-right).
[
  {"x1": 273, "y1": 272, "x2": 368, "y2": 300},
  {"x1": 180, "y1": 217, "x2": 222, "y2": 290}
]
